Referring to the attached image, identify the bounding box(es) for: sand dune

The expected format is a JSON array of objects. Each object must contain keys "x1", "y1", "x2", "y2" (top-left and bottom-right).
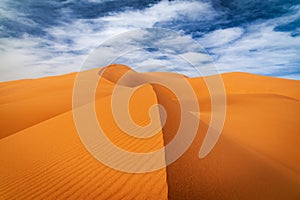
[
  {"x1": 1, "y1": 64, "x2": 300, "y2": 199},
  {"x1": 0, "y1": 72, "x2": 168, "y2": 199}
]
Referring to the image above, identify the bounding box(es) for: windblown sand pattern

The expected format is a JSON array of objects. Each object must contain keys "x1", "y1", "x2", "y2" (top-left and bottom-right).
[{"x1": 1, "y1": 64, "x2": 300, "y2": 199}]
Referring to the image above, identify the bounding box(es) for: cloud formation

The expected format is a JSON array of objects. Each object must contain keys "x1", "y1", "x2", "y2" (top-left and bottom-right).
[{"x1": 0, "y1": 0, "x2": 299, "y2": 81}]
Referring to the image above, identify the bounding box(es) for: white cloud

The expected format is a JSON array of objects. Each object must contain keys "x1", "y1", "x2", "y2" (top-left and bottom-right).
[
  {"x1": 198, "y1": 28, "x2": 244, "y2": 48},
  {"x1": 0, "y1": 0, "x2": 217, "y2": 81},
  {"x1": 0, "y1": 0, "x2": 299, "y2": 81},
  {"x1": 208, "y1": 19, "x2": 300, "y2": 78},
  {"x1": 191, "y1": 6, "x2": 300, "y2": 79}
]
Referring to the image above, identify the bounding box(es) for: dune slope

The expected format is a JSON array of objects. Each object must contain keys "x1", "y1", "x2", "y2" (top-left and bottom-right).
[
  {"x1": 1, "y1": 64, "x2": 300, "y2": 199},
  {"x1": 0, "y1": 67, "x2": 168, "y2": 199}
]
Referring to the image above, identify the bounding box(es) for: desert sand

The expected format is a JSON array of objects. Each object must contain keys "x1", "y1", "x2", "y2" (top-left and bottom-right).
[{"x1": 1, "y1": 64, "x2": 300, "y2": 199}]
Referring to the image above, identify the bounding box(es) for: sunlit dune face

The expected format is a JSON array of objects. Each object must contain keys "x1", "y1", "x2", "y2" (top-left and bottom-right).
[{"x1": 1, "y1": 64, "x2": 300, "y2": 199}]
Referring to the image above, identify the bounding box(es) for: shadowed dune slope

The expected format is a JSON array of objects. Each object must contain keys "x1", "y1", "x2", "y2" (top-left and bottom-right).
[
  {"x1": 158, "y1": 89, "x2": 300, "y2": 200},
  {"x1": 1, "y1": 64, "x2": 300, "y2": 199}
]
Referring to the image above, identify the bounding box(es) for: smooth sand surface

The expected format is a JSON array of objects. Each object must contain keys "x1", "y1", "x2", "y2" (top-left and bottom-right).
[{"x1": 1, "y1": 64, "x2": 300, "y2": 199}]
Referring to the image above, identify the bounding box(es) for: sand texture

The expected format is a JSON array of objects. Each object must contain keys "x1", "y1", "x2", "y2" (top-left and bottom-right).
[{"x1": 1, "y1": 64, "x2": 300, "y2": 199}]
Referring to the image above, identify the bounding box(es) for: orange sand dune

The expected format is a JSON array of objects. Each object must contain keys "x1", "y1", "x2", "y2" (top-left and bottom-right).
[
  {"x1": 1, "y1": 64, "x2": 300, "y2": 199},
  {"x1": 0, "y1": 70, "x2": 168, "y2": 199},
  {"x1": 220, "y1": 72, "x2": 300, "y2": 99}
]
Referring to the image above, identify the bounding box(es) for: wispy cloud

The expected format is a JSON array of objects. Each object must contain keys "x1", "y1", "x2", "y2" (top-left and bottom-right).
[
  {"x1": 200, "y1": 7, "x2": 300, "y2": 79},
  {"x1": 0, "y1": 0, "x2": 299, "y2": 81},
  {"x1": 0, "y1": 0, "x2": 216, "y2": 81}
]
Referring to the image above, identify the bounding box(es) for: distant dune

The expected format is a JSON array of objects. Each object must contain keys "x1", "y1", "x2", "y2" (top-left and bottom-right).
[{"x1": 1, "y1": 64, "x2": 300, "y2": 199}]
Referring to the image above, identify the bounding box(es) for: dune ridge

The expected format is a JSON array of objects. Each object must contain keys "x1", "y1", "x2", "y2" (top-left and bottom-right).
[
  {"x1": 1, "y1": 64, "x2": 300, "y2": 199},
  {"x1": 0, "y1": 66, "x2": 169, "y2": 199}
]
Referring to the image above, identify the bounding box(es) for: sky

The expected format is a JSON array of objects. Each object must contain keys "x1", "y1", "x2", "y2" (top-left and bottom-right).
[{"x1": 0, "y1": 0, "x2": 300, "y2": 81}]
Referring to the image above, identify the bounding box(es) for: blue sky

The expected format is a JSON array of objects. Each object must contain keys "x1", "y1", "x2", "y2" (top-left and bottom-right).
[{"x1": 0, "y1": 0, "x2": 300, "y2": 81}]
